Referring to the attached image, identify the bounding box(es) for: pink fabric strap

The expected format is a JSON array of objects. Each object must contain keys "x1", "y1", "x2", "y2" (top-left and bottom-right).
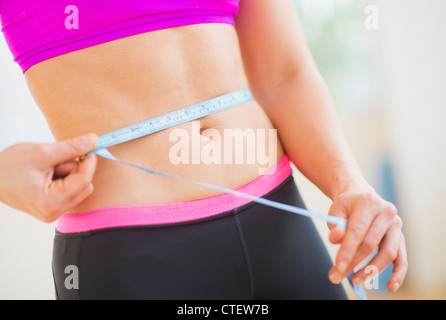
[
  {"x1": 56, "y1": 155, "x2": 292, "y2": 233},
  {"x1": 0, "y1": 1, "x2": 240, "y2": 73}
]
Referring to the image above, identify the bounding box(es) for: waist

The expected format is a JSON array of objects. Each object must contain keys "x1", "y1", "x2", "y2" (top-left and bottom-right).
[
  {"x1": 56, "y1": 154, "x2": 292, "y2": 234},
  {"x1": 69, "y1": 95, "x2": 283, "y2": 213},
  {"x1": 22, "y1": 24, "x2": 285, "y2": 212}
]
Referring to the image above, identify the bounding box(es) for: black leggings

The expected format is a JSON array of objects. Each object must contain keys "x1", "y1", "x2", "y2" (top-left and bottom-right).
[{"x1": 52, "y1": 174, "x2": 348, "y2": 300}]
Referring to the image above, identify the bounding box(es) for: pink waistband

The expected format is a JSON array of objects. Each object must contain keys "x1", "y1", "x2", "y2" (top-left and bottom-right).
[{"x1": 56, "y1": 155, "x2": 292, "y2": 233}]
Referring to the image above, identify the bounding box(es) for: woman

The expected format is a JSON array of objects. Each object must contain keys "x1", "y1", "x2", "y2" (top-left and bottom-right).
[{"x1": 0, "y1": 0, "x2": 407, "y2": 299}]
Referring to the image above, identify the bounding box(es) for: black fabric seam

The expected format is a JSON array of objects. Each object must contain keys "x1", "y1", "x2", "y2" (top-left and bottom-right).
[{"x1": 232, "y1": 210, "x2": 255, "y2": 300}]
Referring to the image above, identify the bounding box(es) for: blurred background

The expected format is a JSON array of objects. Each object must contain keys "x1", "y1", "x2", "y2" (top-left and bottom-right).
[{"x1": 0, "y1": 0, "x2": 445, "y2": 299}]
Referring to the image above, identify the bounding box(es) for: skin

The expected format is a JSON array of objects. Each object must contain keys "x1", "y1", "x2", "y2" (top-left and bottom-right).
[{"x1": 0, "y1": 0, "x2": 407, "y2": 293}]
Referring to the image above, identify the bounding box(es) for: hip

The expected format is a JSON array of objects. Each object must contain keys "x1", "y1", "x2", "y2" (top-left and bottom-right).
[{"x1": 53, "y1": 171, "x2": 347, "y2": 300}]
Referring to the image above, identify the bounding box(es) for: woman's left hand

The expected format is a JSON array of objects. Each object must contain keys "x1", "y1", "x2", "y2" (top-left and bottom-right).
[{"x1": 327, "y1": 186, "x2": 408, "y2": 293}]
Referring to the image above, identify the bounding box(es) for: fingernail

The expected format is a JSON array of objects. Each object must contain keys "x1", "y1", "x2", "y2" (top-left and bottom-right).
[
  {"x1": 392, "y1": 282, "x2": 400, "y2": 292},
  {"x1": 338, "y1": 261, "x2": 347, "y2": 273},
  {"x1": 81, "y1": 134, "x2": 97, "y2": 148},
  {"x1": 352, "y1": 277, "x2": 363, "y2": 286},
  {"x1": 329, "y1": 272, "x2": 343, "y2": 284}
]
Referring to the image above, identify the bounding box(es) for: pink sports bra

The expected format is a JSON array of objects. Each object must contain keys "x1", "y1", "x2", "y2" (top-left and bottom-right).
[{"x1": 0, "y1": 0, "x2": 240, "y2": 73}]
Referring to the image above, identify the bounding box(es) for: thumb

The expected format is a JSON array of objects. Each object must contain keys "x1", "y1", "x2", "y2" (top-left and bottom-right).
[
  {"x1": 327, "y1": 200, "x2": 348, "y2": 245},
  {"x1": 47, "y1": 134, "x2": 98, "y2": 166}
]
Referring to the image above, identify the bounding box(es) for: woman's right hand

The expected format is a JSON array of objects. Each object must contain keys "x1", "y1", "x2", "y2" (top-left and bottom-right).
[{"x1": 0, "y1": 134, "x2": 98, "y2": 223}]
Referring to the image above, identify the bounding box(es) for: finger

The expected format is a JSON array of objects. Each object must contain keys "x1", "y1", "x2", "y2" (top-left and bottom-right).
[
  {"x1": 350, "y1": 223, "x2": 402, "y2": 286},
  {"x1": 345, "y1": 206, "x2": 396, "y2": 274},
  {"x1": 387, "y1": 234, "x2": 408, "y2": 292},
  {"x1": 56, "y1": 181, "x2": 95, "y2": 215},
  {"x1": 333, "y1": 203, "x2": 376, "y2": 275},
  {"x1": 45, "y1": 134, "x2": 98, "y2": 166},
  {"x1": 53, "y1": 161, "x2": 78, "y2": 179},
  {"x1": 45, "y1": 178, "x2": 94, "y2": 220},
  {"x1": 329, "y1": 225, "x2": 346, "y2": 245},
  {"x1": 63, "y1": 153, "x2": 97, "y2": 193},
  {"x1": 327, "y1": 201, "x2": 348, "y2": 244},
  {"x1": 48, "y1": 154, "x2": 97, "y2": 200}
]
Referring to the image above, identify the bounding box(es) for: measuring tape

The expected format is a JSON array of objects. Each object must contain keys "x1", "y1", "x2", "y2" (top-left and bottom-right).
[
  {"x1": 91, "y1": 88, "x2": 255, "y2": 152},
  {"x1": 88, "y1": 88, "x2": 365, "y2": 300}
]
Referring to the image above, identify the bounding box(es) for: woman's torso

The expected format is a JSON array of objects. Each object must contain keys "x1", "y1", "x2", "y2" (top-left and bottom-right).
[{"x1": 24, "y1": 23, "x2": 284, "y2": 213}]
